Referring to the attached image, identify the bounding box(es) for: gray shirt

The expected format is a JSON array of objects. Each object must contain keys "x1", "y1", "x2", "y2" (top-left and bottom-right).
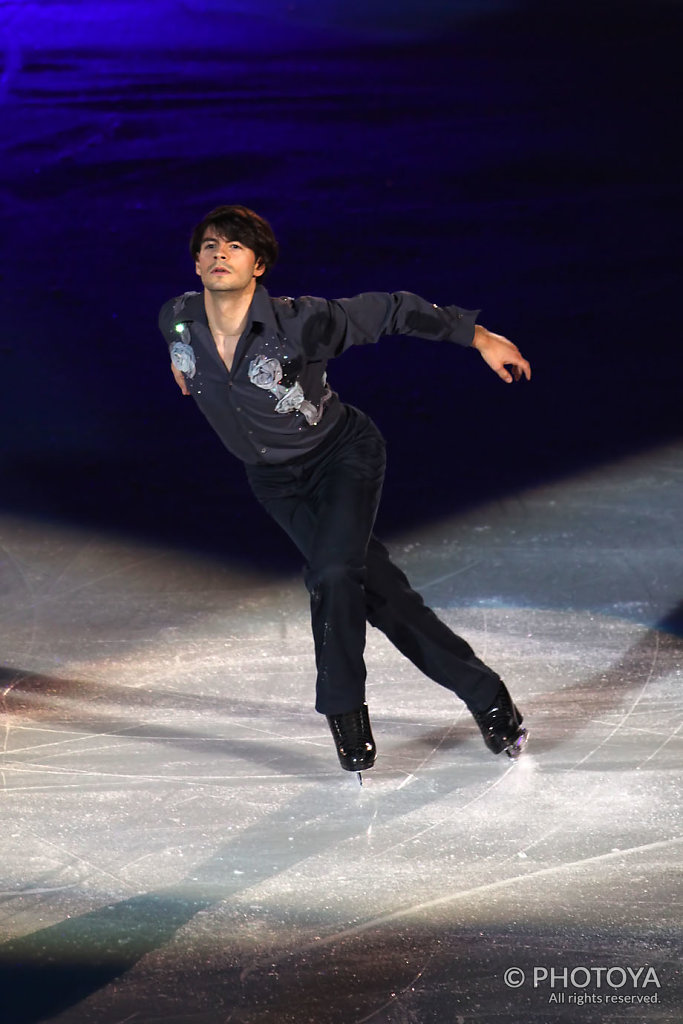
[{"x1": 158, "y1": 285, "x2": 479, "y2": 465}]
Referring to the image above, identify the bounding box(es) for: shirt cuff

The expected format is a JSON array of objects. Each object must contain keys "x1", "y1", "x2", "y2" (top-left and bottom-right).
[{"x1": 450, "y1": 307, "x2": 480, "y2": 347}]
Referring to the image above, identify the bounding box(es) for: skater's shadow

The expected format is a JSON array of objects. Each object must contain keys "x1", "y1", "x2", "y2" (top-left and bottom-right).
[
  {"x1": 0, "y1": 665, "x2": 321, "y2": 777},
  {"x1": 387, "y1": 721, "x2": 474, "y2": 763},
  {"x1": 374, "y1": 599, "x2": 683, "y2": 765},
  {"x1": 525, "y1": 599, "x2": 683, "y2": 756}
]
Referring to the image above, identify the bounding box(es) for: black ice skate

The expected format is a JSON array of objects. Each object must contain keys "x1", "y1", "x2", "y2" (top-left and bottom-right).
[
  {"x1": 327, "y1": 703, "x2": 376, "y2": 779},
  {"x1": 471, "y1": 682, "x2": 528, "y2": 759}
]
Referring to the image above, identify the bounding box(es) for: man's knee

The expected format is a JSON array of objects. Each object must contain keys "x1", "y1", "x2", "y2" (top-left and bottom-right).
[{"x1": 305, "y1": 560, "x2": 365, "y2": 595}]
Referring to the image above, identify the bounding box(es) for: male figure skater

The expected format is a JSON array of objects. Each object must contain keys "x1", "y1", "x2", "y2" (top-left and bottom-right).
[{"x1": 159, "y1": 205, "x2": 531, "y2": 776}]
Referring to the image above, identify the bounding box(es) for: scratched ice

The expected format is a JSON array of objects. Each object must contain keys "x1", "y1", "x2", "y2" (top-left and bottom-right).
[{"x1": 0, "y1": 442, "x2": 681, "y2": 1023}]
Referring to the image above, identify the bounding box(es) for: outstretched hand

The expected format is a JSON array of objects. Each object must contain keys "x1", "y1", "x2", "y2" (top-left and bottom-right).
[
  {"x1": 171, "y1": 363, "x2": 190, "y2": 395},
  {"x1": 472, "y1": 325, "x2": 531, "y2": 383}
]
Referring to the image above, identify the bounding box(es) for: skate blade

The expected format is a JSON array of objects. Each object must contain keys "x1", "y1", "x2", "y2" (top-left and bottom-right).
[
  {"x1": 505, "y1": 728, "x2": 529, "y2": 759},
  {"x1": 357, "y1": 772, "x2": 363, "y2": 786}
]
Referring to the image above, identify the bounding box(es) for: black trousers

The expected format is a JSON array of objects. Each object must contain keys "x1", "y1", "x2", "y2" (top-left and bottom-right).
[{"x1": 246, "y1": 406, "x2": 502, "y2": 716}]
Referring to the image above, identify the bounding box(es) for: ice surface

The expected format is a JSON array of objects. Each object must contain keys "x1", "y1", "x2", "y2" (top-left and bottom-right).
[{"x1": 1, "y1": 444, "x2": 681, "y2": 1023}]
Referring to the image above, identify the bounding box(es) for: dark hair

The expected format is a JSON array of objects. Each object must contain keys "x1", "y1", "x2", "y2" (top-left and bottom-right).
[{"x1": 189, "y1": 205, "x2": 279, "y2": 278}]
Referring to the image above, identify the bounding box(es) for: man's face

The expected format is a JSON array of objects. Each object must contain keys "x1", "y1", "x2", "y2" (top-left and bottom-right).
[{"x1": 195, "y1": 229, "x2": 265, "y2": 293}]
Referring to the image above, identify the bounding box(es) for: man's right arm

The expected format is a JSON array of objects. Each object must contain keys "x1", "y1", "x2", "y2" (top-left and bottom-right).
[{"x1": 159, "y1": 298, "x2": 191, "y2": 396}]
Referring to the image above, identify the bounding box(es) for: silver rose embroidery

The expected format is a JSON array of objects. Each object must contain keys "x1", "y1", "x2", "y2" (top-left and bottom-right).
[
  {"x1": 248, "y1": 354, "x2": 327, "y2": 426},
  {"x1": 274, "y1": 381, "x2": 306, "y2": 414},
  {"x1": 170, "y1": 324, "x2": 196, "y2": 378},
  {"x1": 249, "y1": 356, "x2": 282, "y2": 389}
]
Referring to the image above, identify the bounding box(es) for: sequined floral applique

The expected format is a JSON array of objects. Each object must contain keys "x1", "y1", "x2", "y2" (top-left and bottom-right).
[
  {"x1": 170, "y1": 324, "x2": 196, "y2": 379},
  {"x1": 248, "y1": 354, "x2": 327, "y2": 425}
]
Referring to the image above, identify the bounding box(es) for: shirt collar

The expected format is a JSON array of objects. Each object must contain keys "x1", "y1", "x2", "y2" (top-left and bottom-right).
[
  {"x1": 247, "y1": 284, "x2": 275, "y2": 332},
  {"x1": 177, "y1": 284, "x2": 274, "y2": 333},
  {"x1": 174, "y1": 290, "x2": 205, "y2": 324}
]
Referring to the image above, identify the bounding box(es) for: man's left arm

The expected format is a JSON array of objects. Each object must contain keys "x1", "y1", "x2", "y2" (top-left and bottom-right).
[{"x1": 308, "y1": 291, "x2": 530, "y2": 382}]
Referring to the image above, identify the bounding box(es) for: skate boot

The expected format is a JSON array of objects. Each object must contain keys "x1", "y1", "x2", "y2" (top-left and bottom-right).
[
  {"x1": 471, "y1": 682, "x2": 528, "y2": 759},
  {"x1": 327, "y1": 703, "x2": 376, "y2": 774}
]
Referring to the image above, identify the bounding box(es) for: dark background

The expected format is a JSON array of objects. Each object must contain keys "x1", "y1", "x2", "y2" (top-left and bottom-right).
[{"x1": 1, "y1": 0, "x2": 680, "y2": 570}]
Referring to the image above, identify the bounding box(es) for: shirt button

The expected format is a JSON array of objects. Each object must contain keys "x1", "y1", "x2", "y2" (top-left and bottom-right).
[
  {"x1": 235, "y1": 406, "x2": 242, "y2": 412},
  {"x1": 260, "y1": 448, "x2": 267, "y2": 454}
]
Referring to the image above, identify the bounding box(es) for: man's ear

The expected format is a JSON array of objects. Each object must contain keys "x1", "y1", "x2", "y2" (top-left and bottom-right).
[
  {"x1": 254, "y1": 258, "x2": 265, "y2": 278},
  {"x1": 195, "y1": 260, "x2": 202, "y2": 277}
]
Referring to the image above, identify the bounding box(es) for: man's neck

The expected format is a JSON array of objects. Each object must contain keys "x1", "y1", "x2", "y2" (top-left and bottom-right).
[{"x1": 203, "y1": 283, "x2": 257, "y2": 339}]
